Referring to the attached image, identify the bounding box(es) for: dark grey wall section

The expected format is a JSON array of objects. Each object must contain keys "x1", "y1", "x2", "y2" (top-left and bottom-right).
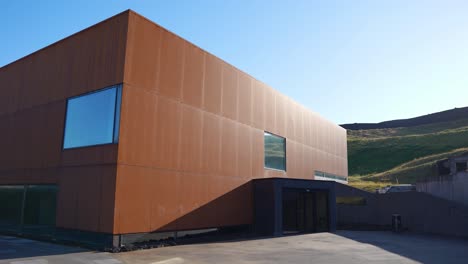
[
  {"x1": 253, "y1": 178, "x2": 336, "y2": 236},
  {"x1": 417, "y1": 172, "x2": 468, "y2": 207},
  {"x1": 336, "y1": 183, "x2": 468, "y2": 238},
  {"x1": 253, "y1": 179, "x2": 277, "y2": 235},
  {"x1": 335, "y1": 183, "x2": 379, "y2": 229}
]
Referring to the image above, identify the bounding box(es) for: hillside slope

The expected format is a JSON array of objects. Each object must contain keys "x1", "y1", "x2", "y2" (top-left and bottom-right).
[{"x1": 344, "y1": 108, "x2": 468, "y2": 190}]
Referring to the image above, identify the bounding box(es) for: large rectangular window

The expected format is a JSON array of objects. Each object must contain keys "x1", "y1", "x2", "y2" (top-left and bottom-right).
[
  {"x1": 63, "y1": 84, "x2": 122, "y2": 149},
  {"x1": 264, "y1": 132, "x2": 286, "y2": 171}
]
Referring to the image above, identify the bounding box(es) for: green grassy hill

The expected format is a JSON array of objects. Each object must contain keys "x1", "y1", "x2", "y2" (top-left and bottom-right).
[{"x1": 345, "y1": 115, "x2": 468, "y2": 191}]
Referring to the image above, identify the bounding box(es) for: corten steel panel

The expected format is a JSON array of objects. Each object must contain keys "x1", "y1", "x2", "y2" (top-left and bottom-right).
[
  {"x1": 221, "y1": 63, "x2": 238, "y2": 121},
  {"x1": 327, "y1": 122, "x2": 333, "y2": 155},
  {"x1": 113, "y1": 166, "x2": 182, "y2": 233},
  {"x1": 0, "y1": 116, "x2": 8, "y2": 169},
  {"x1": 158, "y1": 30, "x2": 185, "y2": 101},
  {"x1": 99, "y1": 166, "x2": 118, "y2": 233},
  {"x1": 25, "y1": 105, "x2": 44, "y2": 169},
  {"x1": 127, "y1": 14, "x2": 162, "y2": 92},
  {"x1": 296, "y1": 105, "x2": 305, "y2": 143},
  {"x1": 251, "y1": 80, "x2": 265, "y2": 129},
  {"x1": 124, "y1": 13, "x2": 163, "y2": 93},
  {"x1": 67, "y1": 14, "x2": 127, "y2": 98},
  {"x1": 251, "y1": 128, "x2": 265, "y2": 178},
  {"x1": 220, "y1": 118, "x2": 238, "y2": 177},
  {"x1": 182, "y1": 44, "x2": 205, "y2": 109},
  {"x1": 286, "y1": 99, "x2": 296, "y2": 140},
  {"x1": 286, "y1": 140, "x2": 297, "y2": 178},
  {"x1": 316, "y1": 115, "x2": 324, "y2": 151},
  {"x1": 17, "y1": 57, "x2": 42, "y2": 110},
  {"x1": 180, "y1": 104, "x2": 203, "y2": 172},
  {"x1": 203, "y1": 54, "x2": 223, "y2": 114},
  {"x1": 294, "y1": 141, "x2": 302, "y2": 178},
  {"x1": 61, "y1": 145, "x2": 118, "y2": 167},
  {"x1": 237, "y1": 72, "x2": 252, "y2": 126},
  {"x1": 0, "y1": 168, "x2": 59, "y2": 185},
  {"x1": 117, "y1": 86, "x2": 158, "y2": 166},
  {"x1": 42, "y1": 101, "x2": 66, "y2": 169},
  {"x1": 56, "y1": 169, "x2": 79, "y2": 229},
  {"x1": 295, "y1": 143, "x2": 304, "y2": 179},
  {"x1": 149, "y1": 170, "x2": 180, "y2": 231},
  {"x1": 112, "y1": 10, "x2": 348, "y2": 235},
  {"x1": 155, "y1": 95, "x2": 181, "y2": 169},
  {"x1": 303, "y1": 146, "x2": 313, "y2": 180},
  {"x1": 113, "y1": 166, "x2": 254, "y2": 234},
  {"x1": 56, "y1": 165, "x2": 117, "y2": 233},
  {"x1": 113, "y1": 165, "x2": 152, "y2": 233},
  {"x1": 76, "y1": 169, "x2": 101, "y2": 232},
  {"x1": 237, "y1": 124, "x2": 252, "y2": 179},
  {"x1": 311, "y1": 148, "x2": 319, "y2": 176},
  {"x1": 176, "y1": 173, "x2": 210, "y2": 230},
  {"x1": 264, "y1": 87, "x2": 276, "y2": 134},
  {"x1": 310, "y1": 112, "x2": 318, "y2": 149},
  {"x1": 275, "y1": 93, "x2": 287, "y2": 136},
  {"x1": 209, "y1": 177, "x2": 253, "y2": 227},
  {"x1": 0, "y1": 60, "x2": 22, "y2": 115},
  {"x1": 201, "y1": 111, "x2": 222, "y2": 174},
  {"x1": 303, "y1": 110, "x2": 312, "y2": 147},
  {"x1": 0, "y1": 114, "x2": 12, "y2": 170},
  {"x1": 0, "y1": 11, "x2": 129, "y2": 235}
]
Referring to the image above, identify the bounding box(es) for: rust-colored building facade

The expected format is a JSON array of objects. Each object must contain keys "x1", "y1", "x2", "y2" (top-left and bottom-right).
[{"x1": 0, "y1": 10, "x2": 347, "y2": 247}]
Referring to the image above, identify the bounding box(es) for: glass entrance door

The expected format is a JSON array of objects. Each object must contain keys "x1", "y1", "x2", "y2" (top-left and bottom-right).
[{"x1": 282, "y1": 188, "x2": 329, "y2": 234}]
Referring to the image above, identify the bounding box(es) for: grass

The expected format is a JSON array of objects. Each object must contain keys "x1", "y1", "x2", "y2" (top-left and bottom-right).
[
  {"x1": 348, "y1": 126, "x2": 468, "y2": 175},
  {"x1": 348, "y1": 176, "x2": 391, "y2": 192},
  {"x1": 361, "y1": 147, "x2": 468, "y2": 183},
  {"x1": 347, "y1": 118, "x2": 468, "y2": 191}
]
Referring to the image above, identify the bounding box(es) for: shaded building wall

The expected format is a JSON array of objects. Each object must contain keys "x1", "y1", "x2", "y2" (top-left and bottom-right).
[
  {"x1": 416, "y1": 172, "x2": 468, "y2": 207},
  {"x1": 335, "y1": 183, "x2": 379, "y2": 229},
  {"x1": 336, "y1": 185, "x2": 468, "y2": 238},
  {"x1": 0, "y1": 11, "x2": 129, "y2": 233},
  {"x1": 113, "y1": 11, "x2": 348, "y2": 234}
]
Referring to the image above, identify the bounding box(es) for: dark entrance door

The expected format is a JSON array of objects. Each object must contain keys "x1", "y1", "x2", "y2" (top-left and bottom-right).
[{"x1": 282, "y1": 188, "x2": 329, "y2": 234}]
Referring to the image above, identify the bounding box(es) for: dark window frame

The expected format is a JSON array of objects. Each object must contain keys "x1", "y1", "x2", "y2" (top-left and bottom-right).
[
  {"x1": 264, "y1": 131, "x2": 287, "y2": 172},
  {"x1": 62, "y1": 84, "x2": 122, "y2": 150}
]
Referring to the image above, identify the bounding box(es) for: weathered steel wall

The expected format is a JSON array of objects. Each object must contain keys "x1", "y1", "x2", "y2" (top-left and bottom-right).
[
  {"x1": 0, "y1": 11, "x2": 129, "y2": 233},
  {"x1": 0, "y1": 10, "x2": 348, "y2": 236},
  {"x1": 113, "y1": 11, "x2": 348, "y2": 234}
]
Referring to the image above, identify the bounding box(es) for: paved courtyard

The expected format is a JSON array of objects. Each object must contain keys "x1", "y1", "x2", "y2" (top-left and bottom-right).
[{"x1": 1, "y1": 231, "x2": 467, "y2": 264}]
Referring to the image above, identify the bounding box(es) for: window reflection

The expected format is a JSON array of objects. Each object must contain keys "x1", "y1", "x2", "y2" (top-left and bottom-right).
[
  {"x1": 63, "y1": 84, "x2": 122, "y2": 149},
  {"x1": 264, "y1": 132, "x2": 286, "y2": 171}
]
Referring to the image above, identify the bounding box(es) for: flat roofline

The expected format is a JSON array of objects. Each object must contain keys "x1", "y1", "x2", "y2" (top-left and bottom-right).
[
  {"x1": 1, "y1": 9, "x2": 345, "y2": 131},
  {"x1": 126, "y1": 11, "x2": 344, "y2": 131}
]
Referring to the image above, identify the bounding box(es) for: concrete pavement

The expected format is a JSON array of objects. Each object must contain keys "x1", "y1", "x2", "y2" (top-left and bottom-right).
[{"x1": 1, "y1": 231, "x2": 468, "y2": 264}]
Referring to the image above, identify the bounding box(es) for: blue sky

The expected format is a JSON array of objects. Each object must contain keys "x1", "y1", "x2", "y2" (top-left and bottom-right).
[{"x1": 2, "y1": 0, "x2": 467, "y2": 124}]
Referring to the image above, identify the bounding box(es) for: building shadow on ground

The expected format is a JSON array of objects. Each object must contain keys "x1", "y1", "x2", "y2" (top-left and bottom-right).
[
  {"x1": 0, "y1": 235, "x2": 86, "y2": 261},
  {"x1": 336, "y1": 230, "x2": 468, "y2": 264}
]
